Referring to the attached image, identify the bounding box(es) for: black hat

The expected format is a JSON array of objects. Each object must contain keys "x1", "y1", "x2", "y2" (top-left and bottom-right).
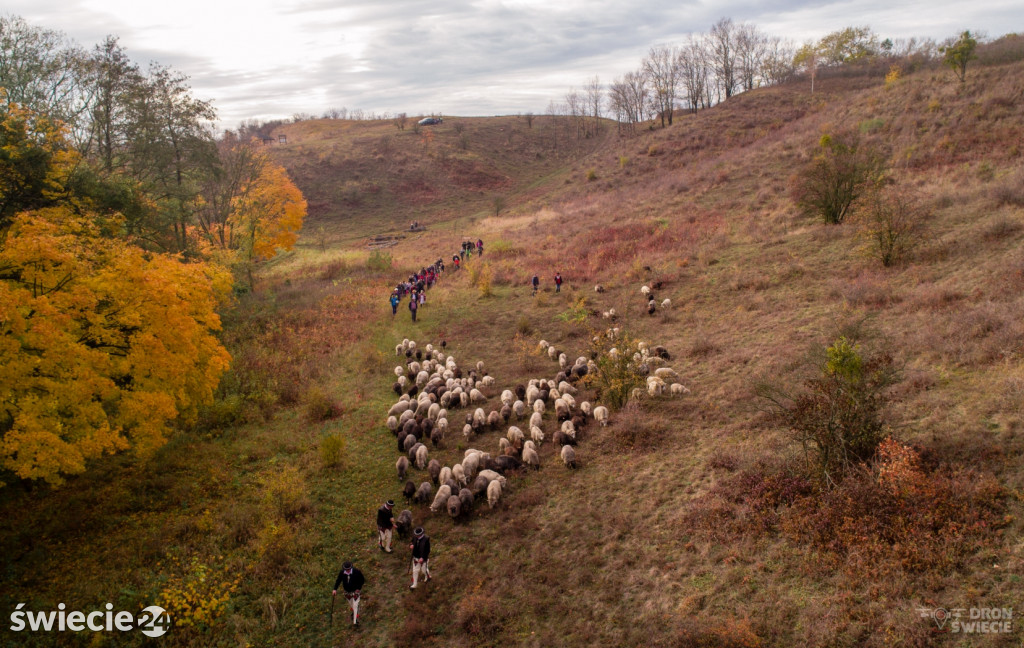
[
  {"x1": 385, "y1": 500, "x2": 394, "y2": 508},
  {"x1": 342, "y1": 561, "x2": 353, "y2": 570},
  {"x1": 413, "y1": 527, "x2": 424, "y2": 537}
]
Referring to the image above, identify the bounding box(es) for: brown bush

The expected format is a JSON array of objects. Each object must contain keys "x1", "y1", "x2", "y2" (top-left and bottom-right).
[
  {"x1": 455, "y1": 590, "x2": 510, "y2": 636},
  {"x1": 302, "y1": 386, "x2": 341, "y2": 422}
]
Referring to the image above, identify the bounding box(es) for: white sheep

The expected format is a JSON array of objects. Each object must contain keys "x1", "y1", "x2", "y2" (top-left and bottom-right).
[
  {"x1": 486, "y1": 479, "x2": 503, "y2": 509},
  {"x1": 499, "y1": 437, "x2": 511, "y2": 454},
  {"x1": 396, "y1": 456, "x2": 409, "y2": 481},
  {"x1": 670, "y1": 383, "x2": 690, "y2": 396},
  {"x1": 501, "y1": 390, "x2": 515, "y2": 406},
  {"x1": 427, "y1": 403, "x2": 441, "y2": 421},
  {"x1": 561, "y1": 420, "x2": 576, "y2": 439},
  {"x1": 533, "y1": 399, "x2": 545, "y2": 415},
  {"x1": 654, "y1": 367, "x2": 679, "y2": 382},
  {"x1": 661, "y1": 298, "x2": 671, "y2": 309},
  {"x1": 522, "y1": 446, "x2": 540, "y2": 469},
  {"x1": 470, "y1": 388, "x2": 486, "y2": 404},
  {"x1": 561, "y1": 445, "x2": 577, "y2": 468},
  {"x1": 452, "y1": 463, "x2": 466, "y2": 486},
  {"x1": 594, "y1": 284, "x2": 605, "y2": 293},
  {"x1": 580, "y1": 401, "x2": 592, "y2": 417},
  {"x1": 481, "y1": 375, "x2": 495, "y2": 387},
  {"x1": 529, "y1": 411, "x2": 543, "y2": 429},
  {"x1": 562, "y1": 393, "x2": 576, "y2": 410},
  {"x1": 415, "y1": 444, "x2": 429, "y2": 470},
  {"x1": 430, "y1": 484, "x2": 453, "y2": 512},
  {"x1": 387, "y1": 416, "x2": 399, "y2": 432},
  {"x1": 436, "y1": 417, "x2": 449, "y2": 434},
  {"x1": 388, "y1": 401, "x2": 410, "y2": 418},
  {"x1": 507, "y1": 426, "x2": 525, "y2": 448},
  {"x1": 558, "y1": 353, "x2": 568, "y2": 369},
  {"x1": 646, "y1": 375, "x2": 666, "y2": 397},
  {"x1": 394, "y1": 365, "x2": 405, "y2": 377},
  {"x1": 539, "y1": 340, "x2": 550, "y2": 351},
  {"x1": 547, "y1": 346, "x2": 558, "y2": 361},
  {"x1": 558, "y1": 381, "x2": 577, "y2": 395},
  {"x1": 439, "y1": 466, "x2": 453, "y2": 485},
  {"x1": 593, "y1": 405, "x2": 609, "y2": 426},
  {"x1": 473, "y1": 408, "x2": 487, "y2": 428},
  {"x1": 525, "y1": 385, "x2": 540, "y2": 406},
  {"x1": 530, "y1": 425, "x2": 545, "y2": 445},
  {"x1": 462, "y1": 452, "x2": 481, "y2": 480},
  {"x1": 554, "y1": 399, "x2": 570, "y2": 420},
  {"x1": 512, "y1": 400, "x2": 526, "y2": 419},
  {"x1": 523, "y1": 440, "x2": 537, "y2": 454},
  {"x1": 641, "y1": 285, "x2": 650, "y2": 296}
]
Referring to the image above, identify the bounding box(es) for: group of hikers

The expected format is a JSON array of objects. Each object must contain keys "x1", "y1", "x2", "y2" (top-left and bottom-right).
[
  {"x1": 331, "y1": 500, "x2": 432, "y2": 627},
  {"x1": 532, "y1": 271, "x2": 563, "y2": 295},
  {"x1": 387, "y1": 239, "x2": 485, "y2": 322}
]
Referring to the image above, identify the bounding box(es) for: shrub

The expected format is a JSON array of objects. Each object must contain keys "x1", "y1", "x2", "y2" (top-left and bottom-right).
[
  {"x1": 859, "y1": 188, "x2": 928, "y2": 267},
  {"x1": 586, "y1": 168, "x2": 597, "y2": 181},
  {"x1": 582, "y1": 329, "x2": 647, "y2": 410},
  {"x1": 555, "y1": 295, "x2": 588, "y2": 325},
  {"x1": 302, "y1": 386, "x2": 340, "y2": 422},
  {"x1": 791, "y1": 132, "x2": 886, "y2": 224},
  {"x1": 619, "y1": 155, "x2": 630, "y2": 168},
  {"x1": 757, "y1": 336, "x2": 899, "y2": 486},
  {"x1": 476, "y1": 262, "x2": 494, "y2": 297},
  {"x1": 319, "y1": 434, "x2": 346, "y2": 469},
  {"x1": 261, "y1": 465, "x2": 313, "y2": 523},
  {"x1": 515, "y1": 316, "x2": 533, "y2": 336},
  {"x1": 366, "y1": 250, "x2": 392, "y2": 272}
]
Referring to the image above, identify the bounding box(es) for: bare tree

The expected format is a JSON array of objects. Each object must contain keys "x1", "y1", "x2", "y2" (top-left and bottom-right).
[
  {"x1": 394, "y1": 112, "x2": 408, "y2": 130},
  {"x1": 584, "y1": 76, "x2": 603, "y2": 135},
  {"x1": 761, "y1": 36, "x2": 796, "y2": 86},
  {"x1": 564, "y1": 88, "x2": 585, "y2": 139},
  {"x1": 643, "y1": 45, "x2": 680, "y2": 127},
  {"x1": 524, "y1": 111, "x2": 534, "y2": 128},
  {"x1": 736, "y1": 22, "x2": 769, "y2": 91},
  {"x1": 677, "y1": 35, "x2": 711, "y2": 113},
  {"x1": 709, "y1": 17, "x2": 739, "y2": 99}
]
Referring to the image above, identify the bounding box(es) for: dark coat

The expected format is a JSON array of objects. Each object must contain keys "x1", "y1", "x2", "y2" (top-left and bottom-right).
[
  {"x1": 334, "y1": 567, "x2": 365, "y2": 593},
  {"x1": 411, "y1": 534, "x2": 431, "y2": 560},
  {"x1": 377, "y1": 505, "x2": 395, "y2": 530}
]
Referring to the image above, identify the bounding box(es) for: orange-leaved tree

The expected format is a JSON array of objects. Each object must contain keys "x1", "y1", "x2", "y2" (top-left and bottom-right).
[
  {"x1": 196, "y1": 136, "x2": 305, "y2": 286},
  {"x1": 0, "y1": 207, "x2": 232, "y2": 485}
]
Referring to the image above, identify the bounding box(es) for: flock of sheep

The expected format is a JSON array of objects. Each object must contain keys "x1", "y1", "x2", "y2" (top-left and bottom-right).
[{"x1": 382, "y1": 314, "x2": 688, "y2": 529}]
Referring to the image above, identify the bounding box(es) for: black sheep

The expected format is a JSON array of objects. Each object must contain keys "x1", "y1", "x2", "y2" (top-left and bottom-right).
[
  {"x1": 395, "y1": 510, "x2": 413, "y2": 537},
  {"x1": 403, "y1": 480, "x2": 417, "y2": 501},
  {"x1": 514, "y1": 384, "x2": 527, "y2": 401},
  {"x1": 392, "y1": 382, "x2": 403, "y2": 395},
  {"x1": 491, "y1": 455, "x2": 523, "y2": 473}
]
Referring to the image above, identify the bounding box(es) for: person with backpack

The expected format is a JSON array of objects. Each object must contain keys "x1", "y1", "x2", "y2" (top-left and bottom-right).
[
  {"x1": 408, "y1": 292, "x2": 419, "y2": 322},
  {"x1": 409, "y1": 527, "x2": 431, "y2": 589},
  {"x1": 554, "y1": 272, "x2": 563, "y2": 293},
  {"x1": 476, "y1": 239, "x2": 483, "y2": 256},
  {"x1": 389, "y1": 291, "x2": 400, "y2": 316},
  {"x1": 532, "y1": 274, "x2": 540, "y2": 295},
  {"x1": 332, "y1": 561, "x2": 365, "y2": 626}
]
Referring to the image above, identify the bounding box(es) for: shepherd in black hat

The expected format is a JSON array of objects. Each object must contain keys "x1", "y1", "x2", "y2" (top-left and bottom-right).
[
  {"x1": 377, "y1": 500, "x2": 397, "y2": 553},
  {"x1": 332, "y1": 561, "x2": 365, "y2": 626},
  {"x1": 409, "y1": 526, "x2": 431, "y2": 589}
]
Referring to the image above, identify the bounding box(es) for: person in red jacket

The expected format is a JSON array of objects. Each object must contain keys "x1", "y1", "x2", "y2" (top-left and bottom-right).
[{"x1": 554, "y1": 272, "x2": 563, "y2": 293}]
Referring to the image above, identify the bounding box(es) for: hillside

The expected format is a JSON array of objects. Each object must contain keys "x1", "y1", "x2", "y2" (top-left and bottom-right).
[{"x1": 2, "y1": 55, "x2": 1023, "y2": 648}]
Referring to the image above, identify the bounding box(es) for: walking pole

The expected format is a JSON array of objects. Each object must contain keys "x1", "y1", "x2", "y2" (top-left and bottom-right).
[{"x1": 330, "y1": 592, "x2": 336, "y2": 626}]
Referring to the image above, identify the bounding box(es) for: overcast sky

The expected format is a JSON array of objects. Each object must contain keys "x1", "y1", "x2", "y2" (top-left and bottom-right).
[{"x1": 4, "y1": 1, "x2": 1019, "y2": 129}]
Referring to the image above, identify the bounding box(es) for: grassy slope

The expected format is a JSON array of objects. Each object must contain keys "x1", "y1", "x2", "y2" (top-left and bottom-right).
[{"x1": 2, "y1": 56, "x2": 1023, "y2": 648}]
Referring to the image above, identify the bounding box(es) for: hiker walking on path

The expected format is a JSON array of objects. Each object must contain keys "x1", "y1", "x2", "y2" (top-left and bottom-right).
[
  {"x1": 377, "y1": 500, "x2": 397, "y2": 552},
  {"x1": 390, "y1": 292, "x2": 400, "y2": 316},
  {"x1": 332, "y1": 561, "x2": 365, "y2": 626},
  {"x1": 476, "y1": 239, "x2": 483, "y2": 256},
  {"x1": 409, "y1": 527, "x2": 431, "y2": 589},
  {"x1": 554, "y1": 272, "x2": 563, "y2": 293},
  {"x1": 532, "y1": 274, "x2": 540, "y2": 296},
  {"x1": 408, "y1": 292, "x2": 419, "y2": 322}
]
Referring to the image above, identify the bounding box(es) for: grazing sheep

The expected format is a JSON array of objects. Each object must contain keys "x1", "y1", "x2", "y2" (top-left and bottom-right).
[
  {"x1": 396, "y1": 509, "x2": 413, "y2": 537},
  {"x1": 501, "y1": 390, "x2": 515, "y2": 406},
  {"x1": 428, "y1": 458, "x2": 441, "y2": 484},
  {"x1": 452, "y1": 463, "x2": 466, "y2": 486},
  {"x1": 458, "y1": 488, "x2": 474, "y2": 513},
  {"x1": 552, "y1": 429, "x2": 574, "y2": 447},
  {"x1": 491, "y1": 455, "x2": 522, "y2": 473},
  {"x1": 462, "y1": 453, "x2": 481, "y2": 480},
  {"x1": 561, "y1": 445, "x2": 578, "y2": 468},
  {"x1": 593, "y1": 406, "x2": 609, "y2": 426},
  {"x1": 594, "y1": 284, "x2": 605, "y2": 293},
  {"x1": 529, "y1": 411, "x2": 543, "y2": 429},
  {"x1": 396, "y1": 456, "x2": 410, "y2": 481},
  {"x1": 470, "y1": 388, "x2": 486, "y2": 404},
  {"x1": 403, "y1": 434, "x2": 417, "y2": 453},
  {"x1": 411, "y1": 443, "x2": 427, "y2": 466},
  {"x1": 430, "y1": 426, "x2": 444, "y2": 448},
  {"x1": 530, "y1": 425, "x2": 545, "y2": 445},
  {"x1": 487, "y1": 479, "x2": 502, "y2": 509},
  {"x1": 507, "y1": 426, "x2": 525, "y2": 448},
  {"x1": 403, "y1": 480, "x2": 417, "y2": 501},
  {"x1": 554, "y1": 398, "x2": 570, "y2": 421},
  {"x1": 446, "y1": 495, "x2": 462, "y2": 519},
  {"x1": 472, "y1": 408, "x2": 487, "y2": 429},
  {"x1": 561, "y1": 419, "x2": 576, "y2": 439},
  {"x1": 670, "y1": 383, "x2": 690, "y2": 396},
  {"x1": 500, "y1": 404, "x2": 512, "y2": 422},
  {"x1": 646, "y1": 376, "x2": 666, "y2": 397},
  {"x1": 486, "y1": 410, "x2": 502, "y2": 429},
  {"x1": 654, "y1": 367, "x2": 680, "y2": 382},
  {"x1": 580, "y1": 401, "x2": 592, "y2": 417},
  {"x1": 481, "y1": 375, "x2": 495, "y2": 387},
  {"x1": 525, "y1": 385, "x2": 540, "y2": 406},
  {"x1": 652, "y1": 345, "x2": 671, "y2": 360},
  {"x1": 388, "y1": 401, "x2": 410, "y2": 418},
  {"x1": 512, "y1": 400, "x2": 527, "y2": 419},
  {"x1": 661, "y1": 298, "x2": 671, "y2": 310},
  {"x1": 533, "y1": 400, "x2": 545, "y2": 415},
  {"x1": 439, "y1": 466, "x2": 453, "y2": 485},
  {"x1": 414, "y1": 482, "x2": 433, "y2": 505},
  {"x1": 522, "y1": 446, "x2": 540, "y2": 469},
  {"x1": 558, "y1": 353, "x2": 568, "y2": 369},
  {"x1": 427, "y1": 402, "x2": 441, "y2": 421},
  {"x1": 641, "y1": 285, "x2": 651, "y2": 297},
  {"x1": 430, "y1": 484, "x2": 453, "y2": 512},
  {"x1": 523, "y1": 440, "x2": 537, "y2": 454},
  {"x1": 558, "y1": 381, "x2": 577, "y2": 395},
  {"x1": 562, "y1": 393, "x2": 576, "y2": 411},
  {"x1": 397, "y1": 430, "x2": 409, "y2": 453},
  {"x1": 471, "y1": 474, "x2": 490, "y2": 496},
  {"x1": 547, "y1": 346, "x2": 559, "y2": 361},
  {"x1": 387, "y1": 415, "x2": 399, "y2": 433},
  {"x1": 647, "y1": 299, "x2": 657, "y2": 315}
]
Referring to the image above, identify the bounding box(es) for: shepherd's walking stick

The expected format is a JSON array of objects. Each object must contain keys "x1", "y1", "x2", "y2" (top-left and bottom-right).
[{"x1": 330, "y1": 592, "x2": 336, "y2": 626}]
